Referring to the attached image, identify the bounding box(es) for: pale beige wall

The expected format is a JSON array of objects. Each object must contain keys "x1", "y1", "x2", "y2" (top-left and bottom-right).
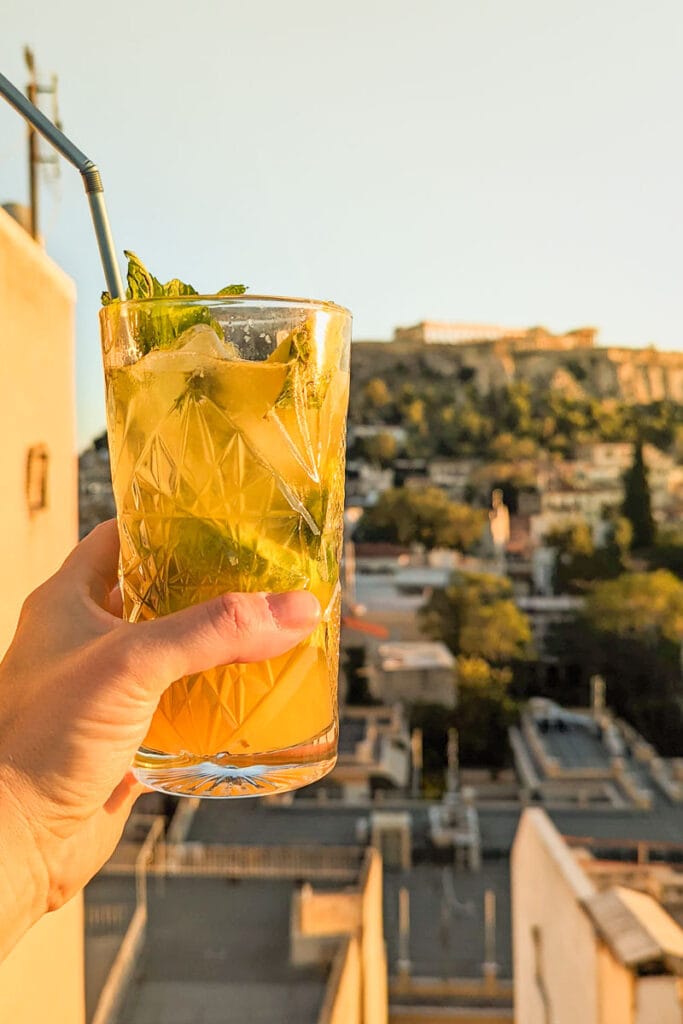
[
  {"x1": 596, "y1": 941, "x2": 634, "y2": 1024},
  {"x1": 635, "y1": 976, "x2": 683, "y2": 1024},
  {"x1": 322, "y1": 937, "x2": 362, "y2": 1024},
  {"x1": 512, "y1": 809, "x2": 603, "y2": 1024},
  {"x1": 360, "y1": 848, "x2": 388, "y2": 1024},
  {"x1": 0, "y1": 209, "x2": 83, "y2": 1022},
  {"x1": 0, "y1": 897, "x2": 84, "y2": 1024},
  {"x1": 0, "y1": 207, "x2": 78, "y2": 650}
]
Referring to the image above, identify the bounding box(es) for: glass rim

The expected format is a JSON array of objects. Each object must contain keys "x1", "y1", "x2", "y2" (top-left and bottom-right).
[{"x1": 99, "y1": 293, "x2": 352, "y2": 317}]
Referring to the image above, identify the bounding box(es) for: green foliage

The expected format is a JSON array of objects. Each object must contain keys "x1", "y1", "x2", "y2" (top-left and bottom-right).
[
  {"x1": 351, "y1": 371, "x2": 683, "y2": 463},
  {"x1": 612, "y1": 516, "x2": 634, "y2": 558},
  {"x1": 420, "y1": 572, "x2": 534, "y2": 664},
  {"x1": 414, "y1": 574, "x2": 532, "y2": 772},
  {"x1": 622, "y1": 440, "x2": 656, "y2": 549},
  {"x1": 585, "y1": 570, "x2": 683, "y2": 643},
  {"x1": 647, "y1": 534, "x2": 683, "y2": 579},
  {"x1": 546, "y1": 520, "x2": 624, "y2": 593},
  {"x1": 354, "y1": 487, "x2": 486, "y2": 550},
  {"x1": 364, "y1": 377, "x2": 390, "y2": 407},
  {"x1": 361, "y1": 432, "x2": 399, "y2": 467},
  {"x1": 455, "y1": 657, "x2": 520, "y2": 770},
  {"x1": 408, "y1": 658, "x2": 520, "y2": 775},
  {"x1": 101, "y1": 251, "x2": 247, "y2": 355},
  {"x1": 550, "y1": 570, "x2": 683, "y2": 755}
]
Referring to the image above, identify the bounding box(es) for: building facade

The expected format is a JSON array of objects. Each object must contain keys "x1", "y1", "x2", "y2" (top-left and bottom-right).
[
  {"x1": 513, "y1": 808, "x2": 683, "y2": 1023},
  {"x1": 0, "y1": 208, "x2": 82, "y2": 1021}
]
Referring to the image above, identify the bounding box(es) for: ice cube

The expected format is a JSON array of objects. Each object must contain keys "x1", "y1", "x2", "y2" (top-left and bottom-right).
[{"x1": 174, "y1": 323, "x2": 240, "y2": 360}]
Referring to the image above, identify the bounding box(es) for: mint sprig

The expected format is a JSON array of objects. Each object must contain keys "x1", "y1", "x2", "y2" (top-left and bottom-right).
[{"x1": 101, "y1": 251, "x2": 247, "y2": 355}]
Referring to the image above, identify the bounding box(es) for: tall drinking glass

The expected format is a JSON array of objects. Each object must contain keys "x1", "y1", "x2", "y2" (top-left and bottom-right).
[{"x1": 100, "y1": 296, "x2": 351, "y2": 797}]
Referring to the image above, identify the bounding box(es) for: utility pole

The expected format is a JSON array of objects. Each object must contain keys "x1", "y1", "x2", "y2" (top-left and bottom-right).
[
  {"x1": 397, "y1": 886, "x2": 411, "y2": 978},
  {"x1": 24, "y1": 47, "x2": 60, "y2": 240},
  {"x1": 446, "y1": 727, "x2": 459, "y2": 795},
  {"x1": 482, "y1": 889, "x2": 499, "y2": 992},
  {"x1": 410, "y1": 728, "x2": 423, "y2": 798}
]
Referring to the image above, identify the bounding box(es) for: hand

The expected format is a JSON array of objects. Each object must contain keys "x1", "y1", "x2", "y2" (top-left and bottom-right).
[{"x1": 0, "y1": 520, "x2": 319, "y2": 958}]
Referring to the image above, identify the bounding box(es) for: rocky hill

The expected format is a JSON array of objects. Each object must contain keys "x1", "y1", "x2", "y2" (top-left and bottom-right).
[{"x1": 351, "y1": 338, "x2": 683, "y2": 404}]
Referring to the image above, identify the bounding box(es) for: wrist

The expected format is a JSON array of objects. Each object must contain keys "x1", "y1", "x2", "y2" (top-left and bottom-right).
[{"x1": 0, "y1": 771, "x2": 49, "y2": 961}]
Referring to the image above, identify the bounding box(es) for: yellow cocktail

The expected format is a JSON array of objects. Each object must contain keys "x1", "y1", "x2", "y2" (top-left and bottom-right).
[{"x1": 100, "y1": 296, "x2": 351, "y2": 796}]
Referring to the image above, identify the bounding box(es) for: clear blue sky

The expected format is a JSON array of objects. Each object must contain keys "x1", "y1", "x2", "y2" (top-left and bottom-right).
[{"x1": 2, "y1": 0, "x2": 682, "y2": 448}]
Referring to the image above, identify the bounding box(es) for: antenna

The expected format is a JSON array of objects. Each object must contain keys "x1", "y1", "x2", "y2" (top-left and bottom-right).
[{"x1": 23, "y1": 48, "x2": 61, "y2": 240}]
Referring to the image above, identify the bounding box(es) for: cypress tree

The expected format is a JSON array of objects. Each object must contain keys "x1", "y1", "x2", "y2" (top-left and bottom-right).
[{"x1": 622, "y1": 440, "x2": 655, "y2": 549}]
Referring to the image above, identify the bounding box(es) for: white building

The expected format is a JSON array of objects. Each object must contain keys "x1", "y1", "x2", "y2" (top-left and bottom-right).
[
  {"x1": 513, "y1": 809, "x2": 683, "y2": 1024},
  {"x1": 371, "y1": 641, "x2": 457, "y2": 707}
]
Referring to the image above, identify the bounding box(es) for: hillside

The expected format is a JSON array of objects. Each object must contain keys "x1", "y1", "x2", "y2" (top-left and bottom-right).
[{"x1": 350, "y1": 339, "x2": 683, "y2": 405}]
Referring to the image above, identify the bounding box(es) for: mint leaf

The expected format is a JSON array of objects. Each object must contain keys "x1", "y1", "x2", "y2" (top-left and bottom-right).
[
  {"x1": 124, "y1": 250, "x2": 163, "y2": 299},
  {"x1": 161, "y1": 279, "x2": 199, "y2": 298},
  {"x1": 100, "y1": 252, "x2": 248, "y2": 354},
  {"x1": 217, "y1": 284, "x2": 247, "y2": 296}
]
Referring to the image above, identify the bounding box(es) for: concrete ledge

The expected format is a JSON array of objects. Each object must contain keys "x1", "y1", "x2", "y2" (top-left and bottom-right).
[{"x1": 90, "y1": 904, "x2": 146, "y2": 1024}]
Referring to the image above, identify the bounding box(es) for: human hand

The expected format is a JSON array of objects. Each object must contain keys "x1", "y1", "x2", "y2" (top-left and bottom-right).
[{"x1": 0, "y1": 520, "x2": 320, "y2": 957}]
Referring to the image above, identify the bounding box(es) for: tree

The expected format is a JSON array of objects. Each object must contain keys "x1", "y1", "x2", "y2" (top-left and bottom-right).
[
  {"x1": 611, "y1": 516, "x2": 633, "y2": 560},
  {"x1": 546, "y1": 520, "x2": 621, "y2": 593},
  {"x1": 363, "y1": 377, "x2": 391, "y2": 411},
  {"x1": 585, "y1": 570, "x2": 683, "y2": 643},
  {"x1": 622, "y1": 440, "x2": 655, "y2": 549},
  {"x1": 455, "y1": 657, "x2": 520, "y2": 770},
  {"x1": 420, "y1": 572, "x2": 534, "y2": 664},
  {"x1": 548, "y1": 570, "x2": 683, "y2": 755},
  {"x1": 362, "y1": 431, "x2": 398, "y2": 467},
  {"x1": 354, "y1": 487, "x2": 486, "y2": 551}
]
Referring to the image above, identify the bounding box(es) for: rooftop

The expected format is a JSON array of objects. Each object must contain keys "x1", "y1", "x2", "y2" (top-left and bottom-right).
[
  {"x1": 378, "y1": 641, "x2": 455, "y2": 672},
  {"x1": 383, "y1": 860, "x2": 512, "y2": 978},
  {"x1": 116, "y1": 878, "x2": 327, "y2": 1024}
]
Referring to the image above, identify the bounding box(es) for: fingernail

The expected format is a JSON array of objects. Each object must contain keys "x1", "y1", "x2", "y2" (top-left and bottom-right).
[{"x1": 267, "y1": 591, "x2": 321, "y2": 630}]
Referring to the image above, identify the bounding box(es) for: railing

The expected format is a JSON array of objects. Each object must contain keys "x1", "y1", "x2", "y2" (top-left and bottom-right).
[
  {"x1": 86, "y1": 902, "x2": 130, "y2": 932},
  {"x1": 565, "y1": 834, "x2": 683, "y2": 864},
  {"x1": 102, "y1": 841, "x2": 365, "y2": 881},
  {"x1": 88, "y1": 816, "x2": 165, "y2": 1024}
]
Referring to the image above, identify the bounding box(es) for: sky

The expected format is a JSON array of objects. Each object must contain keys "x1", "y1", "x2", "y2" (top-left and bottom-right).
[{"x1": 2, "y1": 0, "x2": 683, "y2": 449}]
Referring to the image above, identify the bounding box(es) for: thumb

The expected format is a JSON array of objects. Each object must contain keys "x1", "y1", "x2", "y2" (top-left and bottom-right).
[{"x1": 111, "y1": 591, "x2": 321, "y2": 697}]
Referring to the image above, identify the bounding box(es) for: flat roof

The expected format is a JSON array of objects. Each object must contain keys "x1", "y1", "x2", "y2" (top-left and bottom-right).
[
  {"x1": 378, "y1": 641, "x2": 455, "y2": 672},
  {"x1": 188, "y1": 799, "x2": 363, "y2": 847},
  {"x1": 116, "y1": 877, "x2": 326, "y2": 1024},
  {"x1": 383, "y1": 861, "x2": 512, "y2": 978}
]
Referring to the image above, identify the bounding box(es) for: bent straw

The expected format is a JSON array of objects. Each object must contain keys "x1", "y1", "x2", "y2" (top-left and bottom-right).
[{"x1": 0, "y1": 70, "x2": 123, "y2": 299}]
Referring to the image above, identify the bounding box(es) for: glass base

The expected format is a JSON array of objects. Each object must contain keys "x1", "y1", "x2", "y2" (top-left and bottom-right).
[{"x1": 133, "y1": 749, "x2": 336, "y2": 799}]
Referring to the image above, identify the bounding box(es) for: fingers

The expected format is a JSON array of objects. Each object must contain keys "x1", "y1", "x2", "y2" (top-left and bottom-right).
[
  {"x1": 115, "y1": 590, "x2": 321, "y2": 697},
  {"x1": 60, "y1": 520, "x2": 121, "y2": 605}
]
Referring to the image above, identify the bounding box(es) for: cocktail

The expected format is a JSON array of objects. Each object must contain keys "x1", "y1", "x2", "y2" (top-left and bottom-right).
[
  {"x1": 100, "y1": 290, "x2": 351, "y2": 796},
  {"x1": 0, "y1": 74, "x2": 352, "y2": 798}
]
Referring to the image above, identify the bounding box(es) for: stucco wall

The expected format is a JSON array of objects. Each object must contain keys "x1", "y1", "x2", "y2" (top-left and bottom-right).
[
  {"x1": 321, "y1": 937, "x2": 363, "y2": 1024},
  {"x1": 512, "y1": 809, "x2": 601, "y2": 1024},
  {"x1": 0, "y1": 207, "x2": 77, "y2": 648},
  {"x1": 361, "y1": 848, "x2": 388, "y2": 1024},
  {"x1": 0, "y1": 896, "x2": 85, "y2": 1024},
  {"x1": 0, "y1": 208, "x2": 82, "y2": 1022}
]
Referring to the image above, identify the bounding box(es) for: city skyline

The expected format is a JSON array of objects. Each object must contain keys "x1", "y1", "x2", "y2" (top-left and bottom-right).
[{"x1": 2, "y1": 0, "x2": 683, "y2": 447}]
